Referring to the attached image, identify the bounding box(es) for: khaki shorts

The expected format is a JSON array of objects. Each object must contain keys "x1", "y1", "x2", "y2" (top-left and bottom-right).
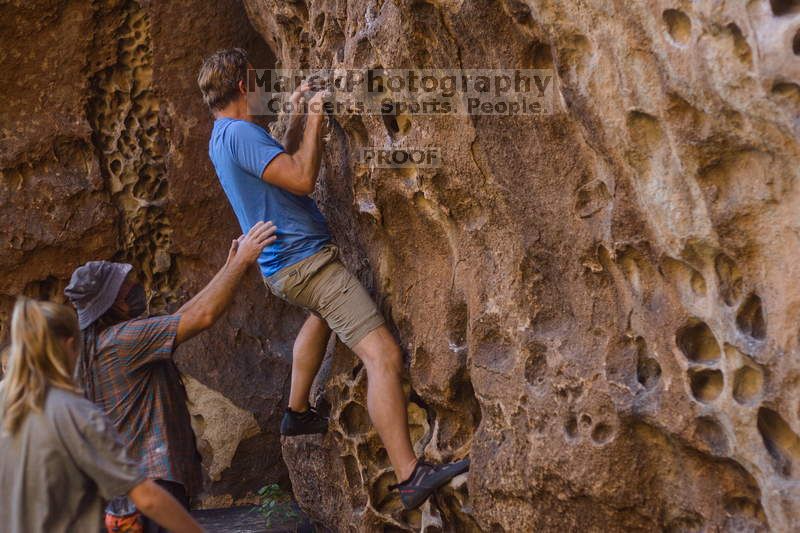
[{"x1": 264, "y1": 244, "x2": 385, "y2": 349}]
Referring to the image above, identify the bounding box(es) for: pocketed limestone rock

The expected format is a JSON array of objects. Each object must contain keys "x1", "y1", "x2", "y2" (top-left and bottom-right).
[
  {"x1": 0, "y1": 0, "x2": 286, "y2": 504},
  {"x1": 4, "y1": 0, "x2": 800, "y2": 530},
  {"x1": 242, "y1": 0, "x2": 800, "y2": 530}
]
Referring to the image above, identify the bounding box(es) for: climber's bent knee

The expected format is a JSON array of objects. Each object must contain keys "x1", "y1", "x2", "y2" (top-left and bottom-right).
[
  {"x1": 264, "y1": 244, "x2": 385, "y2": 349},
  {"x1": 352, "y1": 325, "x2": 403, "y2": 373}
]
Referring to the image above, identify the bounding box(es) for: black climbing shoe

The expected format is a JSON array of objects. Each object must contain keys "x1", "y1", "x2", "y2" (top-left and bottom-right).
[
  {"x1": 280, "y1": 406, "x2": 329, "y2": 436},
  {"x1": 389, "y1": 458, "x2": 471, "y2": 510}
]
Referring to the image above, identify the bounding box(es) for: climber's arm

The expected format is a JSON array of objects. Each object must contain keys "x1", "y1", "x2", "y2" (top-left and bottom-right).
[
  {"x1": 262, "y1": 92, "x2": 326, "y2": 196},
  {"x1": 283, "y1": 81, "x2": 311, "y2": 154},
  {"x1": 283, "y1": 115, "x2": 305, "y2": 155}
]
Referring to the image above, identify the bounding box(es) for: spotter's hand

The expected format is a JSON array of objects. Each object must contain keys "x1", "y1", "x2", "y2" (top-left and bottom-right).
[{"x1": 227, "y1": 221, "x2": 277, "y2": 265}]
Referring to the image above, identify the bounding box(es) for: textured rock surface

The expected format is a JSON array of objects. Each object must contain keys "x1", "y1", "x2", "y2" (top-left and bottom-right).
[
  {"x1": 0, "y1": 0, "x2": 292, "y2": 505},
  {"x1": 3, "y1": 0, "x2": 800, "y2": 530},
  {"x1": 242, "y1": 0, "x2": 800, "y2": 531}
]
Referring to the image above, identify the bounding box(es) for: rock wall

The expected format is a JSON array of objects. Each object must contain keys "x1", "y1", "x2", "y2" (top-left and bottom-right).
[
  {"x1": 241, "y1": 0, "x2": 800, "y2": 531},
  {"x1": 0, "y1": 0, "x2": 294, "y2": 505},
  {"x1": 3, "y1": 0, "x2": 800, "y2": 530}
]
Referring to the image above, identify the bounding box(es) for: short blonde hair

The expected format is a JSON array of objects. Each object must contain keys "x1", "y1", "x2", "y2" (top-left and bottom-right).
[
  {"x1": 1, "y1": 298, "x2": 80, "y2": 434},
  {"x1": 197, "y1": 48, "x2": 249, "y2": 111}
]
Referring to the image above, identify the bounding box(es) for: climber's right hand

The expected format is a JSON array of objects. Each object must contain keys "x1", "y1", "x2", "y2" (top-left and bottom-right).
[
  {"x1": 308, "y1": 90, "x2": 331, "y2": 116},
  {"x1": 289, "y1": 81, "x2": 311, "y2": 113}
]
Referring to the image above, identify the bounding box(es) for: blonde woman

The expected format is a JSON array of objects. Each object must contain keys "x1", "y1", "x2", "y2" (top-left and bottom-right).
[{"x1": 0, "y1": 297, "x2": 204, "y2": 533}]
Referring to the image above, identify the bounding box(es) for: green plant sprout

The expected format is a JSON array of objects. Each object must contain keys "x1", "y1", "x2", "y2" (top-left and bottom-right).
[{"x1": 253, "y1": 484, "x2": 298, "y2": 528}]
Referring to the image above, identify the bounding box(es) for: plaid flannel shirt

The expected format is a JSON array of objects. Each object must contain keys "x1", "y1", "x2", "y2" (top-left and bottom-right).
[{"x1": 90, "y1": 314, "x2": 202, "y2": 497}]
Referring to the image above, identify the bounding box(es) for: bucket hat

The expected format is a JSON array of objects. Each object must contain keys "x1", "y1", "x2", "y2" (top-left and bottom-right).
[{"x1": 64, "y1": 261, "x2": 132, "y2": 329}]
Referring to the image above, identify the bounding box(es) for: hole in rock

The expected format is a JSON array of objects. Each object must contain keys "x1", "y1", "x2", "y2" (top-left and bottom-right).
[
  {"x1": 507, "y1": 0, "x2": 533, "y2": 24},
  {"x1": 343, "y1": 454, "x2": 364, "y2": 502},
  {"x1": 559, "y1": 34, "x2": 592, "y2": 78},
  {"x1": 757, "y1": 407, "x2": 800, "y2": 477},
  {"x1": 313, "y1": 13, "x2": 325, "y2": 34},
  {"x1": 618, "y1": 247, "x2": 644, "y2": 294},
  {"x1": 694, "y1": 416, "x2": 729, "y2": 455},
  {"x1": 625, "y1": 336, "x2": 661, "y2": 391},
  {"x1": 341, "y1": 401, "x2": 371, "y2": 437},
  {"x1": 379, "y1": 102, "x2": 411, "y2": 138},
  {"x1": 109, "y1": 158, "x2": 122, "y2": 175},
  {"x1": 473, "y1": 322, "x2": 515, "y2": 371},
  {"x1": 153, "y1": 180, "x2": 167, "y2": 200},
  {"x1": 661, "y1": 257, "x2": 707, "y2": 297},
  {"x1": 666, "y1": 93, "x2": 703, "y2": 131},
  {"x1": 574, "y1": 179, "x2": 610, "y2": 218},
  {"x1": 795, "y1": 28, "x2": 800, "y2": 55},
  {"x1": 351, "y1": 362, "x2": 363, "y2": 380},
  {"x1": 398, "y1": 509, "x2": 422, "y2": 531},
  {"x1": 666, "y1": 513, "x2": 705, "y2": 533},
  {"x1": 371, "y1": 470, "x2": 401, "y2": 512},
  {"x1": 597, "y1": 244, "x2": 613, "y2": 268},
  {"x1": 772, "y1": 81, "x2": 800, "y2": 106},
  {"x1": 580, "y1": 414, "x2": 593, "y2": 429},
  {"x1": 690, "y1": 271, "x2": 707, "y2": 296},
  {"x1": 714, "y1": 253, "x2": 742, "y2": 305},
  {"x1": 565, "y1": 415, "x2": 578, "y2": 440},
  {"x1": 637, "y1": 354, "x2": 662, "y2": 390},
  {"x1": 723, "y1": 495, "x2": 768, "y2": 530},
  {"x1": 375, "y1": 447, "x2": 389, "y2": 469},
  {"x1": 771, "y1": 0, "x2": 800, "y2": 16},
  {"x1": 408, "y1": 390, "x2": 429, "y2": 412},
  {"x1": 524, "y1": 342, "x2": 547, "y2": 388},
  {"x1": 591, "y1": 423, "x2": 613, "y2": 444},
  {"x1": 725, "y1": 23, "x2": 752, "y2": 64},
  {"x1": 407, "y1": 403, "x2": 430, "y2": 448},
  {"x1": 676, "y1": 320, "x2": 720, "y2": 362},
  {"x1": 459, "y1": 374, "x2": 483, "y2": 432},
  {"x1": 383, "y1": 111, "x2": 399, "y2": 134},
  {"x1": 626, "y1": 111, "x2": 664, "y2": 152},
  {"x1": 291, "y1": 0, "x2": 309, "y2": 22},
  {"x1": 25, "y1": 276, "x2": 64, "y2": 301},
  {"x1": 435, "y1": 411, "x2": 472, "y2": 451},
  {"x1": 606, "y1": 334, "x2": 642, "y2": 389},
  {"x1": 663, "y1": 9, "x2": 692, "y2": 45},
  {"x1": 733, "y1": 365, "x2": 763, "y2": 404},
  {"x1": 446, "y1": 299, "x2": 469, "y2": 348},
  {"x1": 736, "y1": 293, "x2": 766, "y2": 340},
  {"x1": 688, "y1": 368, "x2": 723, "y2": 403},
  {"x1": 367, "y1": 67, "x2": 386, "y2": 95},
  {"x1": 529, "y1": 42, "x2": 554, "y2": 70},
  {"x1": 432, "y1": 376, "x2": 481, "y2": 453}
]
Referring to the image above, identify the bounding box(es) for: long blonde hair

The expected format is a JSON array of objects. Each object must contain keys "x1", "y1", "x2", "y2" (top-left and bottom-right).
[{"x1": 1, "y1": 297, "x2": 80, "y2": 434}]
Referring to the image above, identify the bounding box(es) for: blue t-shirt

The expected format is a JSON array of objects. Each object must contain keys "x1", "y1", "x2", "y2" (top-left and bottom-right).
[{"x1": 209, "y1": 118, "x2": 331, "y2": 277}]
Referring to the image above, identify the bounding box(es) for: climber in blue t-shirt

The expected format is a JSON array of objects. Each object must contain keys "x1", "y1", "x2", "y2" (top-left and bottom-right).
[
  {"x1": 198, "y1": 49, "x2": 469, "y2": 511},
  {"x1": 208, "y1": 117, "x2": 331, "y2": 277}
]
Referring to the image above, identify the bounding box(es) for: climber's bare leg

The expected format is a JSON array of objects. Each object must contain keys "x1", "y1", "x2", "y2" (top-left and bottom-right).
[
  {"x1": 352, "y1": 324, "x2": 417, "y2": 482},
  {"x1": 288, "y1": 314, "x2": 331, "y2": 412}
]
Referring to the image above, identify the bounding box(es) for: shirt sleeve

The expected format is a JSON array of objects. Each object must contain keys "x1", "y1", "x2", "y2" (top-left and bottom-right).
[
  {"x1": 114, "y1": 314, "x2": 181, "y2": 369},
  {"x1": 56, "y1": 397, "x2": 144, "y2": 500},
  {"x1": 230, "y1": 121, "x2": 285, "y2": 178}
]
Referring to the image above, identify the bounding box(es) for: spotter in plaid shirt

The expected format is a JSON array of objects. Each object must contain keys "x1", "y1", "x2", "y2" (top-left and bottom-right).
[
  {"x1": 91, "y1": 314, "x2": 201, "y2": 496},
  {"x1": 64, "y1": 222, "x2": 277, "y2": 532}
]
